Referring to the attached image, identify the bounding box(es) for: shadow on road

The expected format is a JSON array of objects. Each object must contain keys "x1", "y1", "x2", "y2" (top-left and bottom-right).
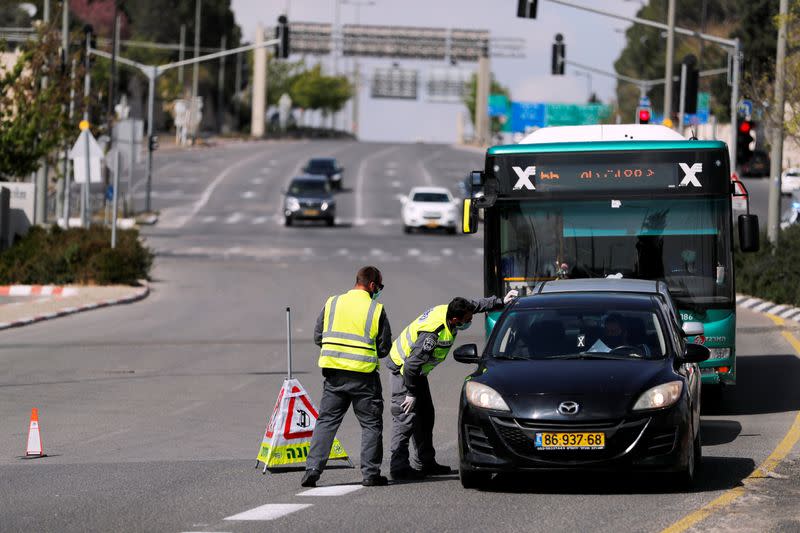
[
  {"x1": 699, "y1": 419, "x2": 742, "y2": 446},
  {"x1": 476, "y1": 456, "x2": 755, "y2": 495},
  {"x1": 701, "y1": 354, "x2": 800, "y2": 416}
]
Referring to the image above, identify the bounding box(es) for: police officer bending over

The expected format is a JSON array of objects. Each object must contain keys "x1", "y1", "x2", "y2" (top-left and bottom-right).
[
  {"x1": 387, "y1": 291, "x2": 517, "y2": 480},
  {"x1": 302, "y1": 266, "x2": 392, "y2": 488}
]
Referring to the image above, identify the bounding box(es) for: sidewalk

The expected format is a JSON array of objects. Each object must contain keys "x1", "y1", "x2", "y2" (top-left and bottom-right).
[{"x1": 0, "y1": 285, "x2": 149, "y2": 330}]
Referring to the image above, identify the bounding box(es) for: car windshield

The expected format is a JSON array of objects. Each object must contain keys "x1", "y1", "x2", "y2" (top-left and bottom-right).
[
  {"x1": 307, "y1": 159, "x2": 335, "y2": 171},
  {"x1": 289, "y1": 180, "x2": 329, "y2": 195},
  {"x1": 489, "y1": 307, "x2": 667, "y2": 360},
  {"x1": 412, "y1": 192, "x2": 450, "y2": 203}
]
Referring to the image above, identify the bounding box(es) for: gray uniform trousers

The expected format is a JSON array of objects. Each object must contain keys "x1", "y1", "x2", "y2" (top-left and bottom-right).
[
  {"x1": 389, "y1": 370, "x2": 436, "y2": 473},
  {"x1": 306, "y1": 370, "x2": 383, "y2": 477}
]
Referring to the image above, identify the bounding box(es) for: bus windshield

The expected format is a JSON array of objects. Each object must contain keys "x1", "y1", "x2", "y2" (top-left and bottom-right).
[{"x1": 497, "y1": 197, "x2": 733, "y2": 308}]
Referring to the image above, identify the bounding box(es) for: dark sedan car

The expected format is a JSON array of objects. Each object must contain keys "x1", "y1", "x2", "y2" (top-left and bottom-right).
[
  {"x1": 455, "y1": 279, "x2": 709, "y2": 489},
  {"x1": 283, "y1": 175, "x2": 336, "y2": 226},
  {"x1": 303, "y1": 157, "x2": 344, "y2": 190}
]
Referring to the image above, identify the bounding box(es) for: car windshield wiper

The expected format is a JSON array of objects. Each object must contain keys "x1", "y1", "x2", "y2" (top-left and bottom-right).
[
  {"x1": 545, "y1": 353, "x2": 631, "y2": 360},
  {"x1": 492, "y1": 354, "x2": 530, "y2": 360}
]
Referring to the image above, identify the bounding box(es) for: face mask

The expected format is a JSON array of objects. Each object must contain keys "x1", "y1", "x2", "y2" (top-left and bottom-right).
[
  {"x1": 371, "y1": 289, "x2": 382, "y2": 300},
  {"x1": 455, "y1": 321, "x2": 472, "y2": 331}
]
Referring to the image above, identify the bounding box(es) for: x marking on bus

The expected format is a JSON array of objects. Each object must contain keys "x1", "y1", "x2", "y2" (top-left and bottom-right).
[
  {"x1": 512, "y1": 166, "x2": 537, "y2": 190},
  {"x1": 678, "y1": 163, "x2": 703, "y2": 187}
]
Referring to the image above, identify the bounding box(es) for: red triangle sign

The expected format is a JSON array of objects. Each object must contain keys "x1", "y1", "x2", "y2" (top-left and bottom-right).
[{"x1": 283, "y1": 386, "x2": 319, "y2": 439}]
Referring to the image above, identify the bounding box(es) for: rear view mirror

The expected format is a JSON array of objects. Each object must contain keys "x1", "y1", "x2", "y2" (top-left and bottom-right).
[
  {"x1": 462, "y1": 199, "x2": 479, "y2": 234},
  {"x1": 453, "y1": 344, "x2": 480, "y2": 364},
  {"x1": 738, "y1": 214, "x2": 760, "y2": 252},
  {"x1": 681, "y1": 343, "x2": 710, "y2": 363},
  {"x1": 682, "y1": 321, "x2": 704, "y2": 337}
]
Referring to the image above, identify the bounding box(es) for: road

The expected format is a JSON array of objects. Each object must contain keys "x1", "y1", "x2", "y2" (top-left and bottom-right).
[{"x1": 0, "y1": 140, "x2": 798, "y2": 532}]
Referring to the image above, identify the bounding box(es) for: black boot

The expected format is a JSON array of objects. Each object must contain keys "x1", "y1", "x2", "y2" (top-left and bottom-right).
[{"x1": 301, "y1": 468, "x2": 321, "y2": 487}]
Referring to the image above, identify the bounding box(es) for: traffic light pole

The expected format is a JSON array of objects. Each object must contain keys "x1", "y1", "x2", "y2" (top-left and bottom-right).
[
  {"x1": 767, "y1": 0, "x2": 789, "y2": 245},
  {"x1": 90, "y1": 37, "x2": 280, "y2": 213}
]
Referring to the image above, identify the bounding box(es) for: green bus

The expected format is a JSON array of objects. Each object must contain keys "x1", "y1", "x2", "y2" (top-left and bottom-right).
[{"x1": 463, "y1": 124, "x2": 760, "y2": 387}]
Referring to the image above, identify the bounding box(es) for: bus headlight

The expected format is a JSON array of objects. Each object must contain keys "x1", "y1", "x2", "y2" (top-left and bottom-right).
[
  {"x1": 633, "y1": 381, "x2": 683, "y2": 411},
  {"x1": 466, "y1": 382, "x2": 510, "y2": 411}
]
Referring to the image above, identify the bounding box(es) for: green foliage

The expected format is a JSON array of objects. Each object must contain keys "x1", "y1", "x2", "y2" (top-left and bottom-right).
[
  {"x1": 0, "y1": 23, "x2": 85, "y2": 180},
  {"x1": 463, "y1": 73, "x2": 510, "y2": 135},
  {"x1": 0, "y1": 226, "x2": 153, "y2": 285},
  {"x1": 735, "y1": 225, "x2": 800, "y2": 306},
  {"x1": 267, "y1": 58, "x2": 305, "y2": 107},
  {"x1": 290, "y1": 64, "x2": 352, "y2": 116}
]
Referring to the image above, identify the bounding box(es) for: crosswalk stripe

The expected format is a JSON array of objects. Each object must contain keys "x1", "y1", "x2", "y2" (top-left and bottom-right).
[
  {"x1": 224, "y1": 503, "x2": 311, "y2": 521},
  {"x1": 225, "y1": 213, "x2": 243, "y2": 224},
  {"x1": 201, "y1": 216, "x2": 217, "y2": 223},
  {"x1": 252, "y1": 216, "x2": 268, "y2": 224},
  {"x1": 297, "y1": 485, "x2": 363, "y2": 497}
]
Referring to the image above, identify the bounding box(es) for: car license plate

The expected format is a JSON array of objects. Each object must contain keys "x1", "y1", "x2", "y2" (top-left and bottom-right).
[
  {"x1": 303, "y1": 209, "x2": 320, "y2": 216},
  {"x1": 535, "y1": 432, "x2": 605, "y2": 450},
  {"x1": 426, "y1": 221, "x2": 439, "y2": 228}
]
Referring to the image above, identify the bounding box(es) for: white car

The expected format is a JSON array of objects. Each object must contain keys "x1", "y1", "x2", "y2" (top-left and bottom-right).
[
  {"x1": 781, "y1": 167, "x2": 800, "y2": 194},
  {"x1": 402, "y1": 186, "x2": 459, "y2": 234}
]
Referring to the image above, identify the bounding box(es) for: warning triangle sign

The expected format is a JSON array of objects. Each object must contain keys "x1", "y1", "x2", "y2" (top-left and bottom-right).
[{"x1": 256, "y1": 378, "x2": 349, "y2": 469}]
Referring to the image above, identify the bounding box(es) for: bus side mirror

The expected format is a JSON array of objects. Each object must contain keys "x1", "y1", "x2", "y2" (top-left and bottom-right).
[
  {"x1": 462, "y1": 199, "x2": 479, "y2": 234},
  {"x1": 470, "y1": 170, "x2": 484, "y2": 188},
  {"x1": 738, "y1": 214, "x2": 760, "y2": 252}
]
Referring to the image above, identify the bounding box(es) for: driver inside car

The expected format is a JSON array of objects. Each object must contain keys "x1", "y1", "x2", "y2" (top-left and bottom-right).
[{"x1": 589, "y1": 313, "x2": 652, "y2": 357}]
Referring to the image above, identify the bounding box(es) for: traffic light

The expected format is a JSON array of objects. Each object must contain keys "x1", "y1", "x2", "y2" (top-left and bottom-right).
[
  {"x1": 148, "y1": 135, "x2": 159, "y2": 152},
  {"x1": 736, "y1": 119, "x2": 755, "y2": 165},
  {"x1": 276, "y1": 15, "x2": 290, "y2": 59},
  {"x1": 517, "y1": 0, "x2": 538, "y2": 18},
  {"x1": 551, "y1": 34, "x2": 565, "y2": 75},
  {"x1": 683, "y1": 55, "x2": 699, "y2": 114},
  {"x1": 636, "y1": 106, "x2": 651, "y2": 124}
]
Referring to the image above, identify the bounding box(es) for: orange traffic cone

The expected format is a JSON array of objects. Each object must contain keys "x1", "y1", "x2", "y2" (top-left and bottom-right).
[{"x1": 26, "y1": 408, "x2": 44, "y2": 457}]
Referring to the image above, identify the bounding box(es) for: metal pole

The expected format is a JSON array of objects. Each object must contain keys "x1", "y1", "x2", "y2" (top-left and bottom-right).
[
  {"x1": 192, "y1": 0, "x2": 201, "y2": 102},
  {"x1": 352, "y1": 61, "x2": 359, "y2": 137},
  {"x1": 768, "y1": 0, "x2": 789, "y2": 245},
  {"x1": 108, "y1": 9, "x2": 120, "y2": 139},
  {"x1": 178, "y1": 24, "x2": 186, "y2": 89},
  {"x1": 664, "y1": 0, "x2": 676, "y2": 126},
  {"x1": 334, "y1": 0, "x2": 341, "y2": 75},
  {"x1": 678, "y1": 62, "x2": 687, "y2": 135},
  {"x1": 127, "y1": 118, "x2": 134, "y2": 215},
  {"x1": 82, "y1": 31, "x2": 91, "y2": 227},
  {"x1": 251, "y1": 25, "x2": 267, "y2": 138},
  {"x1": 286, "y1": 307, "x2": 293, "y2": 379},
  {"x1": 58, "y1": 0, "x2": 69, "y2": 225},
  {"x1": 145, "y1": 69, "x2": 155, "y2": 213},
  {"x1": 234, "y1": 51, "x2": 242, "y2": 130},
  {"x1": 44, "y1": 0, "x2": 50, "y2": 22},
  {"x1": 64, "y1": 58, "x2": 75, "y2": 224},
  {"x1": 729, "y1": 39, "x2": 741, "y2": 176},
  {"x1": 217, "y1": 34, "x2": 226, "y2": 133},
  {"x1": 111, "y1": 149, "x2": 120, "y2": 248}
]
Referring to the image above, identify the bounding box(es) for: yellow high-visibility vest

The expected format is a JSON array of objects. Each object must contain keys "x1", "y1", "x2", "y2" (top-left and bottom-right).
[
  {"x1": 319, "y1": 289, "x2": 383, "y2": 373},
  {"x1": 389, "y1": 304, "x2": 454, "y2": 375}
]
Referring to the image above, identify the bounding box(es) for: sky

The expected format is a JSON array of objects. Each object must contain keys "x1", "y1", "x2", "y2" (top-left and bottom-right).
[{"x1": 231, "y1": 0, "x2": 643, "y2": 143}]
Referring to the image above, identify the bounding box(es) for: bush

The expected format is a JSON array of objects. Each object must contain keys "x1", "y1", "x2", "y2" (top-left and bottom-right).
[
  {"x1": 0, "y1": 225, "x2": 153, "y2": 285},
  {"x1": 735, "y1": 224, "x2": 800, "y2": 306}
]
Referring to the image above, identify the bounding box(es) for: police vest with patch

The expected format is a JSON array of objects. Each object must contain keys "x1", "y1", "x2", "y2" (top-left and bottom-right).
[
  {"x1": 390, "y1": 304, "x2": 455, "y2": 375},
  {"x1": 319, "y1": 289, "x2": 383, "y2": 373}
]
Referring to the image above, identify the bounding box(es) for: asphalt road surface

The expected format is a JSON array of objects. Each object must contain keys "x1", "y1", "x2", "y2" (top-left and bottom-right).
[{"x1": 1, "y1": 140, "x2": 798, "y2": 532}]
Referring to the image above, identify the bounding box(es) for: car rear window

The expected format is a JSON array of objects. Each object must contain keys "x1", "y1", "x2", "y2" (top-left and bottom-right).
[
  {"x1": 290, "y1": 180, "x2": 329, "y2": 195},
  {"x1": 412, "y1": 192, "x2": 450, "y2": 203},
  {"x1": 308, "y1": 160, "x2": 335, "y2": 170},
  {"x1": 490, "y1": 308, "x2": 667, "y2": 360}
]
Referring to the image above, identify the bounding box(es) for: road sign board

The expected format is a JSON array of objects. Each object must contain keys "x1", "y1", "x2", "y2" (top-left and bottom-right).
[
  {"x1": 69, "y1": 129, "x2": 105, "y2": 184},
  {"x1": 639, "y1": 96, "x2": 651, "y2": 107},
  {"x1": 738, "y1": 99, "x2": 752, "y2": 118}
]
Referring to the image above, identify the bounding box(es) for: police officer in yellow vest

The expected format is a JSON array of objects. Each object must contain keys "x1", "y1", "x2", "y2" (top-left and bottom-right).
[
  {"x1": 302, "y1": 266, "x2": 392, "y2": 488},
  {"x1": 387, "y1": 291, "x2": 517, "y2": 479}
]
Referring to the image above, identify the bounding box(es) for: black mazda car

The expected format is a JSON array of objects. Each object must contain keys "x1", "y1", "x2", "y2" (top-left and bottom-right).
[{"x1": 455, "y1": 279, "x2": 709, "y2": 489}]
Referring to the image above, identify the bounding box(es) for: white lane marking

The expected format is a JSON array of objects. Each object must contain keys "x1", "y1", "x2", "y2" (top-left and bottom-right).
[
  {"x1": 168, "y1": 401, "x2": 206, "y2": 417},
  {"x1": 227, "y1": 246, "x2": 243, "y2": 255},
  {"x1": 408, "y1": 248, "x2": 421, "y2": 256},
  {"x1": 474, "y1": 248, "x2": 484, "y2": 255},
  {"x1": 252, "y1": 216, "x2": 268, "y2": 224},
  {"x1": 381, "y1": 219, "x2": 393, "y2": 226},
  {"x1": 370, "y1": 249, "x2": 384, "y2": 256},
  {"x1": 131, "y1": 160, "x2": 182, "y2": 193},
  {"x1": 355, "y1": 146, "x2": 401, "y2": 225},
  {"x1": 241, "y1": 191, "x2": 257, "y2": 199},
  {"x1": 387, "y1": 161, "x2": 397, "y2": 168},
  {"x1": 303, "y1": 247, "x2": 313, "y2": 255},
  {"x1": 225, "y1": 213, "x2": 243, "y2": 224},
  {"x1": 224, "y1": 503, "x2": 312, "y2": 521},
  {"x1": 391, "y1": 180, "x2": 402, "y2": 188},
  {"x1": 298, "y1": 485, "x2": 364, "y2": 497},
  {"x1": 201, "y1": 216, "x2": 217, "y2": 223},
  {"x1": 337, "y1": 249, "x2": 349, "y2": 255},
  {"x1": 386, "y1": 168, "x2": 397, "y2": 176},
  {"x1": 442, "y1": 248, "x2": 454, "y2": 256},
  {"x1": 182, "y1": 150, "x2": 269, "y2": 227},
  {"x1": 81, "y1": 428, "x2": 131, "y2": 445},
  {"x1": 253, "y1": 176, "x2": 266, "y2": 184}
]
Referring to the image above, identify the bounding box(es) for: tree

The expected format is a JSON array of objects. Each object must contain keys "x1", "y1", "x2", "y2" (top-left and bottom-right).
[
  {"x1": 267, "y1": 58, "x2": 304, "y2": 108},
  {"x1": 290, "y1": 64, "x2": 352, "y2": 123},
  {"x1": 0, "y1": 24, "x2": 84, "y2": 180},
  {"x1": 463, "y1": 73, "x2": 510, "y2": 135}
]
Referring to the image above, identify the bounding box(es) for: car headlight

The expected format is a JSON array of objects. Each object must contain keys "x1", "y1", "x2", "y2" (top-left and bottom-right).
[
  {"x1": 321, "y1": 201, "x2": 332, "y2": 211},
  {"x1": 465, "y1": 381, "x2": 510, "y2": 411},
  {"x1": 632, "y1": 381, "x2": 683, "y2": 411},
  {"x1": 332, "y1": 173, "x2": 342, "y2": 180},
  {"x1": 286, "y1": 197, "x2": 300, "y2": 211}
]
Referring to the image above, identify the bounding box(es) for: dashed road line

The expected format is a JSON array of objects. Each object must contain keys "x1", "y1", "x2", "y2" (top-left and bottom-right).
[
  {"x1": 201, "y1": 216, "x2": 217, "y2": 224},
  {"x1": 225, "y1": 213, "x2": 243, "y2": 224},
  {"x1": 241, "y1": 191, "x2": 256, "y2": 199},
  {"x1": 224, "y1": 503, "x2": 311, "y2": 521},
  {"x1": 297, "y1": 485, "x2": 363, "y2": 497},
  {"x1": 355, "y1": 146, "x2": 401, "y2": 225},
  {"x1": 252, "y1": 216, "x2": 268, "y2": 225}
]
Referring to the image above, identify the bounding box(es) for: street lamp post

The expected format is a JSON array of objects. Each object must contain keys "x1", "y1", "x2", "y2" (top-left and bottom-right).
[{"x1": 341, "y1": 0, "x2": 376, "y2": 137}]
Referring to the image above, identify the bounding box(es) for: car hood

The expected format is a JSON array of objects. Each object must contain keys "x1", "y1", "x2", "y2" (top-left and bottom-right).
[
  {"x1": 288, "y1": 193, "x2": 333, "y2": 203},
  {"x1": 476, "y1": 358, "x2": 672, "y2": 420}
]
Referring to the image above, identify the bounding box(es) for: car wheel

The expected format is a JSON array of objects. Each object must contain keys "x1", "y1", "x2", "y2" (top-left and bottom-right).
[
  {"x1": 673, "y1": 429, "x2": 700, "y2": 489},
  {"x1": 326, "y1": 217, "x2": 335, "y2": 227},
  {"x1": 284, "y1": 216, "x2": 292, "y2": 227},
  {"x1": 403, "y1": 225, "x2": 412, "y2": 234},
  {"x1": 459, "y1": 466, "x2": 491, "y2": 489},
  {"x1": 447, "y1": 226, "x2": 456, "y2": 235}
]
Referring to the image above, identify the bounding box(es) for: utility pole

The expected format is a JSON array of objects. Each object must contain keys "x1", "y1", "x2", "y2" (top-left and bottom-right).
[
  {"x1": 82, "y1": 29, "x2": 92, "y2": 227},
  {"x1": 35, "y1": 0, "x2": 52, "y2": 225},
  {"x1": 58, "y1": 0, "x2": 69, "y2": 224},
  {"x1": 663, "y1": 0, "x2": 676, "y2": 126},
  {"x1": 108, "y1": 6, "x2": 120, "y2": 136},
  {"x1": 251, "y1": 24, "x2": 267, "y2": 138},
  {"x1": 192, "y1": 0, "x2": 201, "y2": 102},
  {"x1": 178, "y1": 24, "x2": 186, "y2": 89},
  {"x1": 677, "y1": 61, "x2": 687, "y2": 135},
  {"x1": 217, "y1": 34, "x2": 226, "y2": 133},
  {"x1": 474, "y1": 44, "x2": 491, "y2": 146},
  {"x1": 234, "y1": 50, "x2": 242, "y2": 130},
  {"x1": 767, "y1": 0, "x2": 789, "y2": 245}
]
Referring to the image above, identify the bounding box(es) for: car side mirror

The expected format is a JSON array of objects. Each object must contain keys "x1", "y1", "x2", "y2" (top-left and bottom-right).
[
  {"x1": 338, "y1": 167, "x2": 344, "y2": 173},
  {"x1": 681, "y1": 343, "x2": 710, "y2": 363},
  {"x1": 453, "y1": 343, "x2": 480, "y2": 364},
  {"x1": 682, "y1": 321, "x2": 704, "y2": 337},
  {"x1": 462, "y1": 199, "x2": 479, "y2": 234},
  {"x1": 738, "y1": 214, "x2": 760, "y2": 252}
]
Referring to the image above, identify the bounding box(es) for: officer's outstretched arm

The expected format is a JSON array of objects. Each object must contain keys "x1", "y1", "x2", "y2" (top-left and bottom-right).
[{"x1": 469, "y1": 296, "x2": 505, "y2": 314}]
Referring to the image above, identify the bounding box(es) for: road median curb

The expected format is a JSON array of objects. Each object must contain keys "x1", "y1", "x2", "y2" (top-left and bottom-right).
[{"x1": 736, "y1": 293, "x2": 800, "y2": 323}]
